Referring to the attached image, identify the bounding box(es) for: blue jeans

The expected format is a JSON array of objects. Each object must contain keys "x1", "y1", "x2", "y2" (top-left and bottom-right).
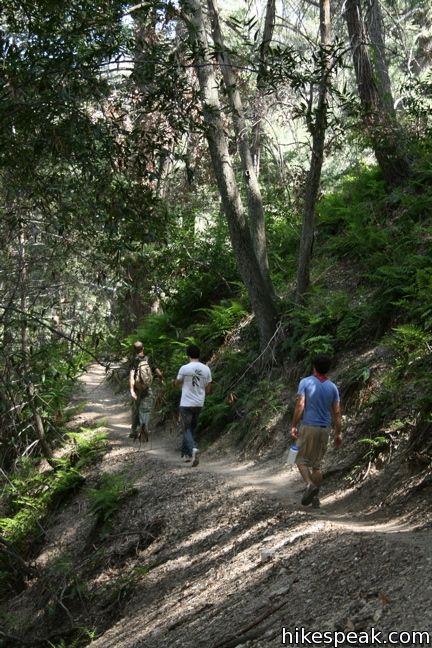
[{"x1": 180, "y1": 406, "x2": 201, "y2": 458}]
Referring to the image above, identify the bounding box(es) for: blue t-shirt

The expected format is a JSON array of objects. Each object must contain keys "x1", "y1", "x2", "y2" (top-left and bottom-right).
[{"x1": 297, "y1": 375, "x2": 340, "y2": 428}]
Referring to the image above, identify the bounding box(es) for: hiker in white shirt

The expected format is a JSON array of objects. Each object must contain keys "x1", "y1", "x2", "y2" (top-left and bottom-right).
[{"x1": 174, "y1": 344, "x2": 212, "y2": 466}]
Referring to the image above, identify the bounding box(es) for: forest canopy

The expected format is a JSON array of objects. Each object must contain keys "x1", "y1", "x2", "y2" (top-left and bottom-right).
[{"x1": 0, "y1": 0, "x2": 431, "y2": 464}]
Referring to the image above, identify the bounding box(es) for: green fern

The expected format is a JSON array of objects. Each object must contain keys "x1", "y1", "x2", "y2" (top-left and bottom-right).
[
  {"x1": 301, "y1": 335, "x2": 334, "y2": 356},
  {"x1": 0, "y1": 430, "x2": 108, "y2": 551},
  {"x1": 388, "y1": 325, "x2": 431, "y2": 362},
  {"x1": 47, "y1": 627, "x2": 97, "y2": 648},
  {"x1": 87, "y1": 474, "x2": 136, "y2": 524},
  {"x1": 194, "y1": 300, "x2": 248, "y2": 344},
  {"x1": 65, "y1": 429, "x2": 108, "y2": 468},
  {"x1": 358, "y1": 435, "x2": 390, "y2": 460}
]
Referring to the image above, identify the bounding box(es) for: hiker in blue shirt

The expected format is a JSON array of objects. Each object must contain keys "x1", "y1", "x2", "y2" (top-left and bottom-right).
[{"x1": 290, "y1": 354, "x2": 342, "y2": 507}]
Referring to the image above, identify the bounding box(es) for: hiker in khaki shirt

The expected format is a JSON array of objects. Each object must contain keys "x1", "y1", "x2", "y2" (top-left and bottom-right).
[{"x1": 129, "y1": 341, "x2": 162, "y2": 441}]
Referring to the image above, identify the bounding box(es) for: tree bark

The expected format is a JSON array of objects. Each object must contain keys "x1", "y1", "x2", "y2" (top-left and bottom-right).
[
  {"x1": 18, "y1": 230, "x2": 28, "y2": 355},
  {"x1": 251, "y1": 0, "x2": 276, "y2": 177},
  {"x1": 182, "y1": 0, "x2": 278, "y2": 348},
  {"x1": 365, "y1": 0, "x2": 395, "y2": 117},
  {"x1": 28, "y1": 383, "x2": 54, "y2": 466},
  {"x1": 296, "y1": 0, "x2": 332, "y2": 302},
  {"x1": 206, "y1": 0, "x2": 274, "y2": 299},
  {"x1": 155, "y1": 149, "x2": 174, "y2": 199},
  {"x1": 345, "y1": 0, "x2": 410, "y2": 185}
]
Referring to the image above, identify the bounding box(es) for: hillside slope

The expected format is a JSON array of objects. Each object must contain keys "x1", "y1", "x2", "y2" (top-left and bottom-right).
[{"x1": 2, "y1": 364, "x2": 431, "y2": 648}]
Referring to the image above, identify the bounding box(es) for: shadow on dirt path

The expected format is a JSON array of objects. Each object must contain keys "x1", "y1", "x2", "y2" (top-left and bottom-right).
[
  {"x1": 78, "y1": 364, "x2": 423, "y2": 536},
  {"x1": 2, "y1": 368, "x2": 432, "y2": 648},
  {"x1": 71, "y1": 364, "x2": 432, "y2": 648},
  {"x1": 77, "y1": 364, "x2": 300, "y2": 504}
]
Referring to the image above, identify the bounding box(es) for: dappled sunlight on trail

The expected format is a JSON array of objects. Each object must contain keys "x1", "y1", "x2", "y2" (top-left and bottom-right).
[
  {"x1": 72, "y1": 363, "x2": 432, "y2": 648},
  {"x1": 78, "y1": 363, "x2": 425, "y2": 533}
]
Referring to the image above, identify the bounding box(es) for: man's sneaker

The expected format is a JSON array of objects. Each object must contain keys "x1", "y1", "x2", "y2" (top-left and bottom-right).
[
  {"x1": 311, "y1": 495, "x2": 320, "y2": 508},
  {"x1": 301, "y1": 484, "x2": 319, "y2": 506},
  {"x1": 128, "y1": 432, "x2": 138, "y2": 440},
  {"x1": 140, "y1": 424, "x2": 149, "y2": 442},
  {"x1": 191, "y1": 448, "x2": 200, "y2": 467}
]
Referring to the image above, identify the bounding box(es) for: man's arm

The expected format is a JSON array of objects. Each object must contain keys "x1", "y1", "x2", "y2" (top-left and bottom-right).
[
  {"x1": 173, "y1": 368, "x2": 184, "y2": 387},
  {"x1": 129, "y1": 369, "x2": 137, "y2": 400},
  {"x1": 205, "y1": 367, "x2": 213, "y2": 394},
  {"x1": 332, "y1": 400, "x2": 342, "y2": 447},
  {"x1": 154, "y1": 367, "x2": 164, "y2": 382},
  {"x1": 291, "y1": 394, "x2": 305, "y2": 439}
]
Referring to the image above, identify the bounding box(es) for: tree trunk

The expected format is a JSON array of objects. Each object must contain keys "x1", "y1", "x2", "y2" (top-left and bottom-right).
[
  {"x1": 345, "y1": 0, "x2": 410, "y2": 185},
  {"x1": 296, "y1": 0, "x2": 332, "y2": 302},
  {"x1": 182, "y1": 0, "x2": 277, "y2": 348},
  {"x1": 251, "y1": 0, "x2": 276, "y2": 177},
  {"x1": 365, "y1": 0, "x2": 395, "y2": 117},
  {"x1": 206, "y1": 0, "x2": 274, "y2": 299},
  {"x1": 155, "y1": 149, "x2": 174, "y2": 199},
  {"x1": 296, "y1": 0, "x2": 331, "y2": 303},
  {"x1": 18, "y1": 230, "x2": 28, "y2": 355},
  {"x1": 28, "y1": 383, "x2": 54, "y2": 466},
  {"x1": 297, "y1": 0, "x2": 331, "y2": 303}
]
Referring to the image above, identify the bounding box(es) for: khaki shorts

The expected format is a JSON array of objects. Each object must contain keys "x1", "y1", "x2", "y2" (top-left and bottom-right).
[{"x1": 296, "y1": 425, "x2": 330, "y2": 469}]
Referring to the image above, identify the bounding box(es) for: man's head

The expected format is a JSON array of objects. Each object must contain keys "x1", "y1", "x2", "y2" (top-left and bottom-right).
[
  {"x1": 313, "y1": 354, "x2": 332, "y2": 375},
  {"x1": 133, "y1": 341, "x2": 144, "y2": 355},
  {"x1": 186, "y1": 344, "x2": 200, "y2": 360}
]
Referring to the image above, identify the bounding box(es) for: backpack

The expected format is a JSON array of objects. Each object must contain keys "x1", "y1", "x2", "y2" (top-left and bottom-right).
[{"x1": 134, "y1": 357, "x2": 153, "y2": 394}]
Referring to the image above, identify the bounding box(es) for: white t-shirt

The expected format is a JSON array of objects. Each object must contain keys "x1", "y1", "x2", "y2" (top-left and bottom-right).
[{"x1": 177, "y1": 361, "x2": 212, "y2": 407}]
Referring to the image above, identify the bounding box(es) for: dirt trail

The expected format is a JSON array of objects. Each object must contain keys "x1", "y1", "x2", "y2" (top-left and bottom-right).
[
  {"x1": 77, "y1": 364, "x2": 302, "y2": 500},
  {"x1": 78, "y1": 364, "x2": 419, "y2": 535},
  {"x1": 57, "y1": 365, "x2": 432, "y2": 647}
]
